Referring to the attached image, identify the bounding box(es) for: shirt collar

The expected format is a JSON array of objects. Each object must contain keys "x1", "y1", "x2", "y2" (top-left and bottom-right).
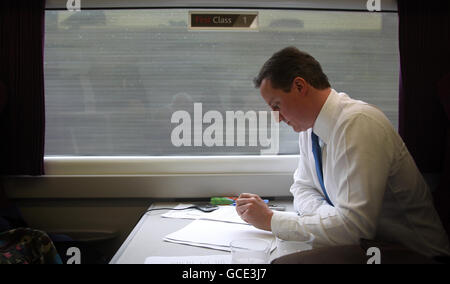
[{"x1": 312, "y1": 89, "x2": 339, "y2": 145}]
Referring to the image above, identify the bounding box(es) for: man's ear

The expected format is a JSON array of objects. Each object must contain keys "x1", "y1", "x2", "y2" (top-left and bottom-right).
[{"x1": 292, "y1": 77, "x2": 306, "y2": 94}]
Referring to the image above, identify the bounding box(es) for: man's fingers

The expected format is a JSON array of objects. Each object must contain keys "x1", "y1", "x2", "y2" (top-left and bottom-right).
[
  {"x1": 235, "y1": 193, "x2": 273, "y2": 231},
  {"x1": 235, "y1": 197, "x2": 256, "y2": 206},
  {"x1": 240, "y1": 211, "x2": 250, "y2": 223},
  {"x1": 236, "y1": 204, "x2": 252, "y2": 224},
  {"x1": 238, "y1": 193, "x2": 259, "y2": 199},
  {"x1": 235, "y1": 203, "x2": 251, "y2": 216},
  {"x1": 236, "y1": 194, "x2": 265, "y2": 207}
]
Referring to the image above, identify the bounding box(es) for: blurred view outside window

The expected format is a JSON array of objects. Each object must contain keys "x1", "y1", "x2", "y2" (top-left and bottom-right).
[{"x1": 44, "y1": 9, "x2": 399, "y2": 156}]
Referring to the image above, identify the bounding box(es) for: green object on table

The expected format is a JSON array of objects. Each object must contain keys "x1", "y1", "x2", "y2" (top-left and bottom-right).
[{"x1": 210, "y1": 197, "x2": 235, "y2": 205}]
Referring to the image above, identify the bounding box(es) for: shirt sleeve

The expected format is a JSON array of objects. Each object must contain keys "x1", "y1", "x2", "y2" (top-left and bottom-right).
[
  {"x1": 289, "y1": 132, "x2": 330, "y2": 215},
  {"x1": 271, "y1": 113, "x2": 395, "y2": 247},
  {"x1": 290, "y1": 161, "x2": 330, "y2": 215}
]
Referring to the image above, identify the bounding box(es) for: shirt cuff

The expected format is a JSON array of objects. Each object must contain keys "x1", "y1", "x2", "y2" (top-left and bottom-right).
[{"x1": 271, "y1": 210, "x2": 300, "y2": 239}]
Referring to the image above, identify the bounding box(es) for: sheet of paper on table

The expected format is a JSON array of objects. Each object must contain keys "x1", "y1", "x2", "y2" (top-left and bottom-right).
[
  {"x1": 161, "y1": 203, "x2": 247, "y2": 225},
  {"x1": 163, "y1": 219, "x2": 276, "y2": 252},
  {"x1": 145, "y1": 255, "x2": 232, "y2": 264}
]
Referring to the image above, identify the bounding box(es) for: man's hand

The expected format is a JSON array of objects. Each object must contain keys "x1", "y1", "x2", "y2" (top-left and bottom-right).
[{"x1": 235, "y1": 193, "x2": 274, "y2": 231}]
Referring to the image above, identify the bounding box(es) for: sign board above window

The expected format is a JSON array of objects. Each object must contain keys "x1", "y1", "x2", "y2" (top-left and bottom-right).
[{"x1": 189, "y1": 11, "x2": 258, "y2": 31}]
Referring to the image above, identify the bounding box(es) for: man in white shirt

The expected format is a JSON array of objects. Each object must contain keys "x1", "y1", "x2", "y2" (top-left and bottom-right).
[{"x1": 236, "y1": 46, "x2": 450, "y2": 258}]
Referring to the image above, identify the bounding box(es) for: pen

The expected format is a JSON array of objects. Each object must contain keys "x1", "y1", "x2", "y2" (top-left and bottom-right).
[{"x1": 232, "y1": 199, "x2": 269, "y2": 206}]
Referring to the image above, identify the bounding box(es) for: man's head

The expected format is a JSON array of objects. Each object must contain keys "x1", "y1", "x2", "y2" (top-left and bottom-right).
[
  {"x1": 254, "y1": 46, "x2": 330, "y2": 92},
  {"x1": 254, "y1": 47, "x2": 331, "y2": 132}
]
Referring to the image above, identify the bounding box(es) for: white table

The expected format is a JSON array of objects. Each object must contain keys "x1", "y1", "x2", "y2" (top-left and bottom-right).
[{"x1": 110, "y1": 200, "x2": 294, "y2": 264}]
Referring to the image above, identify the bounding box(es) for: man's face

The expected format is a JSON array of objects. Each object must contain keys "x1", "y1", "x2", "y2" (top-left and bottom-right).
[{"x1": 260, "y1": 78, "x2": 311, "y2": 132}]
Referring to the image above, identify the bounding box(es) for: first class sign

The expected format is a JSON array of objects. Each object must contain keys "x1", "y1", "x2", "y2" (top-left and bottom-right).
[{"x1": 189, "y1": 11, "x2": 258, "y2": 30}]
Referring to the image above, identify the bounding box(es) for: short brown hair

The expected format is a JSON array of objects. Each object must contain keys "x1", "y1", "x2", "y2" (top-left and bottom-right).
[{"x1": 254, "y1": 46, "x2": 330, "y2": 92}]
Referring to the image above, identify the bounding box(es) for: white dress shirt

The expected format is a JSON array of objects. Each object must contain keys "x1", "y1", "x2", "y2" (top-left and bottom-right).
[{"x1": 271, "y1": 89, "x2": 450, "y2": 257}]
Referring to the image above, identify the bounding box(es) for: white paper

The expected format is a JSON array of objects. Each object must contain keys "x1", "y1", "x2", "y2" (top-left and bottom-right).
[
  {"x1": 161, "y1": 204, "x2": 247, "y2": 225},
  {"x1": 202, "y1": 206, "x2": 247, "y2": 224},
  {"x1": 145, "y1": 255, "x2": 232, "y2": 264},
  {"x1": 161, "y1": 204, "x2": 206, "y2": 220},
  {"x1": 163, "y1": 219, "x2": 276, "y2": 252},
  {"x1": 161, "y1": 239, "x2": 231, "y2": 251}
]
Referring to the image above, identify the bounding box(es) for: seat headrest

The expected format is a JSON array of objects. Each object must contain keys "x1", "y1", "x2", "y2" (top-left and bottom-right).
[{"x1": 438, "y1": 73, "x2": 450, "y2": 119}]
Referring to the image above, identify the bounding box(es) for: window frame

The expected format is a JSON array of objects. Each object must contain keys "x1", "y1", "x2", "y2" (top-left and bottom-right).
[
  {"x1": 43, "y1": 155, "x2": 299, "y2": 175},
  {"x1": 41, "y1": 0, "x2": 398, "y2": 179},
  {"x1": 46, "y1": 0, "x2": 397, "y2": 12}
]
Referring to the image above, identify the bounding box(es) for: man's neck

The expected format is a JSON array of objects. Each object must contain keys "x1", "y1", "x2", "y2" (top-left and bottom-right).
[{"x1": 310, "y1": 87, "x2": 331, "y2": 124}]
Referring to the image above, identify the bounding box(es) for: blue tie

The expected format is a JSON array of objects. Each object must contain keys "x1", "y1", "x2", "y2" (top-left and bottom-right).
[{"x1": 311, "y1": 132, "x2": 333, "y2": 206}]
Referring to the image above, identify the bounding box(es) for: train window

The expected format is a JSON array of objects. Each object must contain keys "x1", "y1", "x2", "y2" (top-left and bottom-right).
[{"x1": 44, "y1": 8, "x2": 399, "y2": 156}]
